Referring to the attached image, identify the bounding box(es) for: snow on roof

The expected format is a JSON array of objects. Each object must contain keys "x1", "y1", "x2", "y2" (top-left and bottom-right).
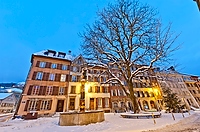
[
  {"x1": 0, "y1": 93, "x2": 12, "y2": 100},
  {"x1": 33, "y1": 50, "x2": 74, "y2": 61},
  {"x1": 5, "y1": 88, "x2": 22, "y2": 93}
]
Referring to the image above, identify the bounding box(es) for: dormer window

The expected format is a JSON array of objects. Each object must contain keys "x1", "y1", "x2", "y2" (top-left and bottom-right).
[{"x1": 58, "y1": 52, "x2": 66, "y2": 58}]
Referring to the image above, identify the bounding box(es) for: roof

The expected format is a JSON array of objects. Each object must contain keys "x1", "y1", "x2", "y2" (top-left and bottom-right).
[
  {"x1": 33, "y1": 49, "x2": 74, "y2": 61},
  {"x1": 0, "y1": 93, "x2": 12, "y2": 100},
  {"x1": 5, "y1": 88, "x2": 22, "y2": 93}
]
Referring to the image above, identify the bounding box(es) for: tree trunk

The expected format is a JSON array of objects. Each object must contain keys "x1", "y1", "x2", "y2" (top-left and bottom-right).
[{"x1": 128, "y1": 82, "x2": 139, "y2": 113}]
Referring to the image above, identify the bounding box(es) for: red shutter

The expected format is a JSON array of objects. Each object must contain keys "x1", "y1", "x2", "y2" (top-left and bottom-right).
[
  {"x1": 24, "y1": 100, "x2": 30, "y2": 111},
  {"x1": 39, "y1": 86, "x2": 43, "y2": 95},
  {"x1": 43, "y1": 86, "x2": 47, "y2": 95},
  {"x1": 32, "y1": 72, "x2": 37, "y2": 80},
  {"x1": 65, "y1": 75, "x2": 69, "y2": 82},
  {"x1": 27, "y1": 85, "x2": 33, "y2": 95},
  {"x1": 45, "y1": 62, "x2": 51, "y2": 68},
  {"x1": 64, "y1": 87, "x2": 68, "y2": 95},
  {"x1": 57, "y1": 64, "x2": 62, "y2": 70},
  {"x1": 102, "y1": 98, "x2": 105, "y2": 108},
  {"x1": 36, "y1": 61, "x2": 40, "y2": 67},
  {"x1": 96, "y1": 98, "x2": 98, "y2": 110},
  {"x1": 55, "y1": 74, "x2": 61, "y2": 82},
  {"x1": 53, "y1": 86, "x2": 59, "y2": 95}
]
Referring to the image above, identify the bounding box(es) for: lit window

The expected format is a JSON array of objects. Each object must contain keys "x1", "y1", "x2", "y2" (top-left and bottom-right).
[
  {"x1": 60, "y1": 74, "x2": 66, "y2": 82},
  {"x1": 59, "y1": 87, "x2": 65, "y2": 95},
  {"x1": 98, "y1": 98, "x2": 102, "y2": 107},
  {"x1": 39, "y1": 62, "x2": 46, "y2": 68},
  {"x1": 71, "y1": 86, "x2": 76, "y2": 94},
  {"x1": 36, "y1": 72, "x2": 43, "y2": 80},
  {"x1": 105, "y1": 98, "x2": 109, "y2": 107},
  {"x1": 51, "y1": 63, "x2": 57, "y2": 69},
  {"x1": 32, "y1": 85, "x2": 40, "y2": 95},
  {"x1": 49, "y1": 73, "x2": 55, "y2": 81},
  {"x1": 46, "y1": 86, "x2": 53, "y2": 95}
]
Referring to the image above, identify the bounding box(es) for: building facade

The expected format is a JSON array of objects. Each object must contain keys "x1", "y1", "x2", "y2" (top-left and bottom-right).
[{"x1": 17, "y1": 50, "x2": 72, "y2": 117}]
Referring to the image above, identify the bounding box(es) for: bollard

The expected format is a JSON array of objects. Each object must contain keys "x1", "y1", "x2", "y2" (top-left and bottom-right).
[{"x1": 152, "y1": 113, "x2": 156, "y2": 124}]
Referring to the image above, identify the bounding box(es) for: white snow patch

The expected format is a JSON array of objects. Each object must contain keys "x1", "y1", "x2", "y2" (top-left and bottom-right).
[{"x1": 0, "y1": 111, "x2": 198, "y2": 132}]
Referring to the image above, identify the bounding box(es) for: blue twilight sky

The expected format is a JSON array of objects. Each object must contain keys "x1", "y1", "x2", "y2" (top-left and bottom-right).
[{"x1": 0, "y1": 0, "x2": 200, "y2": 82}]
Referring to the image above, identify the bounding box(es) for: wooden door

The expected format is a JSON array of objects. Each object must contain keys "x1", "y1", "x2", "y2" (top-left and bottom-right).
[
  {"x1": 56, "y1": 100, "x2": 64, "y2": 112},
  {"x1": 90, "y1": 98, "x2": 94, "y2": 110}
]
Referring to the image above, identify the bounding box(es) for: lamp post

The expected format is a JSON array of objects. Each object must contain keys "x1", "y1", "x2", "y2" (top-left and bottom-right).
[{"x1": 80, "y1": 69, "x2": 87, "y2": 112}]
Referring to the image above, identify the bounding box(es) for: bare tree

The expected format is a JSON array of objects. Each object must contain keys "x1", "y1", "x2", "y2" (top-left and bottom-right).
[{"x1": 80, "y1": 0, "x2": 179, "y2": 113}]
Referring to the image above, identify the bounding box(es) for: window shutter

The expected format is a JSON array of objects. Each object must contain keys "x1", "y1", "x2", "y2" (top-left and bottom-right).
[
  {"x1": 36, "y1": 61, "x2": 40, "y2": 67},
  {"x1": 39, "y1": 86, "x2": 43, "y2": 95},
  {"x1": 109, "y1": 98, "x2": 112, "y2": 108},
  {"x1": 57, "y1": 64, "x2": 62, "y2": 70},
  {"x1": 65, "y1": 75, "x2": 69, "y2": 82},
  {"x1": 43, "y1": 86, "x2": 47, "y2": 95},
  {"x1": 64, "y1": 87, "x2": 68, "y2": 95},
  {"x1": 102, "y1": 98, "x2": 105, "y2": 108},
  {"x1": 96, "y1": 98, "x2": 98, "y2": 109},
  {"x1": 27, "y1": 85, "x2": 33, "y2": 95},
  {"x1": 24, "y1": 100, "x2": 30, "y2": 111},
  {"x1": 53, "y1": 86, "x2": 59, "y2": 95},
  {"x1": 32, "y1": 72, "x2": 37, "y2": 80},
  {"x1": 102, "y1": 86, "x2": 105, "y2": 93},
  {"x1": 37, "y1": 100, "x2": 41, "y2": 111},
  {"x1": 42, "y1": 73, "x2": 46, "y2": 81},
  {"x1": 55, "y1": 74, "x2": 61, "y2": 82}
]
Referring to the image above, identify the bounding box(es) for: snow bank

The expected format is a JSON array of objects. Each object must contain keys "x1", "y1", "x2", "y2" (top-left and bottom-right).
[{"x1": 0, "y1": 111, "x2": 197, "y2": 132}]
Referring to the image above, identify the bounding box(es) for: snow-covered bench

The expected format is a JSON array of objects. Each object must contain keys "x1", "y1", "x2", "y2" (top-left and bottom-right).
[{"x1": 121, "y1": 112, "x2": 161, "y2": 119}]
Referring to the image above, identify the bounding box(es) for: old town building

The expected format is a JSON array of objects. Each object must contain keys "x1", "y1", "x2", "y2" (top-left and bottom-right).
[
  {"x1": 182, "y1": 74, "x2": 200, "y2": 107},
  {"x1": 16, "y1": 50, "x2": 72, "y2": 117},
  {"x1": 156, "y1": 70, "x2": 199, "y2": 109}
]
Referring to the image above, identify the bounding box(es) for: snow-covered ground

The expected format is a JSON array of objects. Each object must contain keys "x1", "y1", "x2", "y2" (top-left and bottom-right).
[{"x1": 0, "y1": 111, "x2": 198, "y2": 132}]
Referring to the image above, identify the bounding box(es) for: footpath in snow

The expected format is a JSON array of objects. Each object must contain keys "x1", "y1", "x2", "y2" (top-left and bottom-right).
[{"x1": 0, "y1": 111, "x2": 198, "y2": 132}]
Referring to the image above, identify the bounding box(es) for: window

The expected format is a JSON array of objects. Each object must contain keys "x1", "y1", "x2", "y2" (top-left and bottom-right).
[
  {"x1": 40, "y1": 100, "x2": 51, "y2": 110},
  {"x1": 32, "y1": 85, "x2": 40, "y2": 95},
  {"x1": 59, "y1": 87, "x2": 65, "y2": 95},
  {"x1": 62, "y1": 65, "x2": 67, "y2": 70},
  {"x1": 104, "y1": 87, "x2": 108, "y2": 93},
  {"x1": 72, "y1": 75, "x2": 77, "y2": 82},
  {"x1": 51, "y1": 63, "x2": 57, "y2": 69},
  {"x1": 119, "y1": 89, "x2": 124, "y2": 96},
  {"x1": 73, "y1": 66, "x2": 77, "y2": 72},
  {"x1": 98, "y1": 98, "x2": 102, "y2": 107},
  {"x1": 28, "y1": 100, "x2": 39, "y2": 111},
  {"x1": 97, "y1": 86, "x2": 100, "y2": 93},
  {"x1": 60, "y1": 74, "x2": 66, "y2": 82},
  {"x1": 39, "y1": 62, "x2": 46, "y2": 68},
  {"x1": 105, "y1": 98, "x2": 109, "y2": 107},
  {"x1": 46, "y1": 86, "x2": 53, "y2": 95},
  {"x1": 71, "y1": 86, "x2": 76, "y2": 94},
  {"x1": 88, "y1": 86, "x2": 93, "y2": 93},
  {"x1": 36, "y1": 72, "x2": 43, "y2": 80},
  {"x1": 49, "y1": 73, "x2": 55, "y2": 81}
]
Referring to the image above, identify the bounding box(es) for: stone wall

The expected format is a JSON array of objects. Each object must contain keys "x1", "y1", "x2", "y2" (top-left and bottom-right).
[{"x1": 59, "y1": 111, "x2": 105, "y2": 126}]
